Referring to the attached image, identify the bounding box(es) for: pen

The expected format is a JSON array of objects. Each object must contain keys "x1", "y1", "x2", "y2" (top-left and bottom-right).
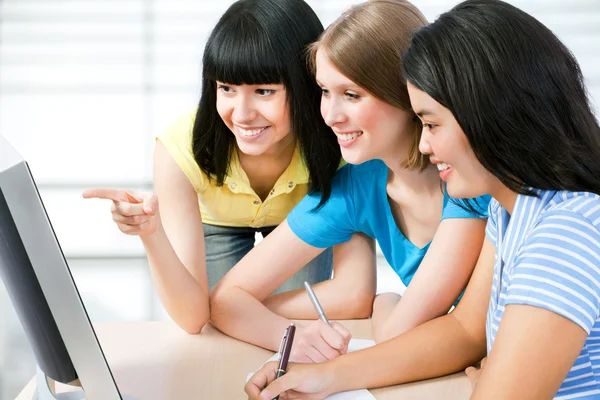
[
  {"x1": 304, "y1": 281, "x2": 330, "y2": 325},
  {"x1": 274, "y1": 322, "x2": 296, "y2": 400}
]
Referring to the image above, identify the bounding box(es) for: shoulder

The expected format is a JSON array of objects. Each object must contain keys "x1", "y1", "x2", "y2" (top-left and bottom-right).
[
  {"x1": 508, "y1": 193, "x2": 600, "y2": 332},
  {"x1": 530, "y1": 191, "x2": 600, "y2": 248},
  {"x1": 155, "y1": 109, "x2": 207, "y2": 192},
  {"x1": 545, "y1": 190, "x2": 600, "y2": 220}
]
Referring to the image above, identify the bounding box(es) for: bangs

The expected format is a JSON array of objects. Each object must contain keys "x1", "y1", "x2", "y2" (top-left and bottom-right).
[{"x1": 204, "y1": 21, "x2": 286, "y2": 85}]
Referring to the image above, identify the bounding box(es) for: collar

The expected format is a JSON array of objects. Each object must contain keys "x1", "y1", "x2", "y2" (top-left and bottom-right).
[
  {"x1": 498, "y1": 189, "x2": 557, "y2": 266},
  {"x1": 224, "y1": 144, "x2": 309, "y2": 195}
]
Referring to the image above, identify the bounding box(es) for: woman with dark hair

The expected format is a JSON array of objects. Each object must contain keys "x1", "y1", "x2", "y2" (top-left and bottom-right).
[
  {"x1": 213, "y1": 0, "x2": 489, "y2": 366},
  {"x1": 245, "y1": 1, "x2": 600, "y2": 399},
  {"x1": 82, "y1": 0, "x2": 340, "y2": 334}
]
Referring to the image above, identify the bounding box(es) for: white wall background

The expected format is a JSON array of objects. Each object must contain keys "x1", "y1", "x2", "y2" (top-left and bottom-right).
[{"x1": 0, "y1": 1, "x2": 598, "y2": 399}]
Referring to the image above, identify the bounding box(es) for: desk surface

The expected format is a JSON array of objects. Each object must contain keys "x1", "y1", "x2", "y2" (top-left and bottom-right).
[{"x1": 16, "y1": 320, "x2": 471, "y2": 399}]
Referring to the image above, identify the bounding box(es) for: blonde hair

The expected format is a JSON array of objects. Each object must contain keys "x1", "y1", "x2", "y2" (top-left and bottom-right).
[{"x1": 309, "y1": 0, "x2": 428, "y2": 170}]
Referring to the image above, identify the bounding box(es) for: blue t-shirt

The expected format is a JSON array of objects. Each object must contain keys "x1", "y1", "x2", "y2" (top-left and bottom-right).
[
  {"x1": 287, "y1": 160, "x2": 490, "y2": 287},
  {"x1": 486, "y1": 190, "x2": 600, "y2": 398}
]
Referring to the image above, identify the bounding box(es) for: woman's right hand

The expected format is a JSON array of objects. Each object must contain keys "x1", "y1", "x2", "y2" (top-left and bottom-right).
[
  {"x1": 291, "y1": 320, "x2": 351, "y2": 363},
  {"x1": 82, "y1": 188, "x2": 160, "y2": 237},
  {"x1": 245, "y1": 360, "x2": 336, "y2": 400}
]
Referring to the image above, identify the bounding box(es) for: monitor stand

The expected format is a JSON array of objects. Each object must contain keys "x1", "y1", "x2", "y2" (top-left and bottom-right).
[{"x1": 34, "y1": 366, "x2": 136, "y2": 400}]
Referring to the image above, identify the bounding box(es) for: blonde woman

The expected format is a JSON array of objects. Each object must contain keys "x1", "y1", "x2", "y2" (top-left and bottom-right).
[{"x1": 211, "y1": 0, "x2": 490, "y2": 364}]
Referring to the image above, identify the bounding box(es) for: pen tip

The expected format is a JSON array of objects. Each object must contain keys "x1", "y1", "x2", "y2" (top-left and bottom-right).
[{"x1": 290, "y1": 322, "x2": 295, "y2": 327}]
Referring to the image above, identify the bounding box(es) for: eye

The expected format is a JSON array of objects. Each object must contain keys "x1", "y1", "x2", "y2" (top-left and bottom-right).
[
  {"x1": 423, "y1": 123, "x2": 436, "y2": 130},
  {"x1": 217, "y1": 84, "x2": 234, "y2": 93},
  {"x1": 256, "y1": 89, "x2": 275, "y2": 96},
  {"x1": 344, "y1": 91, "x2": 360, "y2": 100},
  {"x1": 320, "y1": 88, "x2": 330, "y2": 97}
]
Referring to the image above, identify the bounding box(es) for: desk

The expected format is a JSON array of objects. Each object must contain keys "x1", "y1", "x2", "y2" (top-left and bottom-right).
[{"x1": 16, "y1": 320, "x2": 471, "y2": 399}]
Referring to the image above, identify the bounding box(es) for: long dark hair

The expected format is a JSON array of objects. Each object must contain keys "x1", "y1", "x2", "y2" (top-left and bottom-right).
[
  {"x1": 404, "y1": 0, "x2": 600, "y2": 196},
  {"x1": 193, "y1": 0, "x2": 341, "y2": 205}
]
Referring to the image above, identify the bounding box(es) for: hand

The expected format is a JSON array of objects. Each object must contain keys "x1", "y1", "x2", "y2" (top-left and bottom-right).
[
  {"x1": 465, "y1": 357, "x2": 487, "y2": 390},
  {"x1": 290, "y1": 320, "x2": 351, "y2": 363},
  {"x1": 245, "y1": 360, "x2": 335, "y2": 400},
  {"x1": 82, "y1": 188, "x2": 159, "y2": 237}
]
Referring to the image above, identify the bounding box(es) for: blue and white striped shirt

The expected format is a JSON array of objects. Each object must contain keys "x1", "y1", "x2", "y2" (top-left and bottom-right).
[{"x1": 486, "y1": 189, "x2": 600, "y2": 399}]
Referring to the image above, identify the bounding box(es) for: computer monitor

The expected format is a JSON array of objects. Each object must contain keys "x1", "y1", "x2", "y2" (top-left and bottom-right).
[{"x1": 0, "y1": 135, "x2": 133, "y2": 400}]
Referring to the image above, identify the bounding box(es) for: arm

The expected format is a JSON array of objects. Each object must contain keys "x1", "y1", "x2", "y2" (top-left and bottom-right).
[
  {"x1": 263, "y1": 232, "x2": 377, "y2": 320},
  {"x1": 141, "y1": 141, "x2": 209, "y2": 333},
  {"x1": 473, "y1": 305, "x2": 587, "y2": 399},
  {"x1": 210, "y1": 223, "x2": 374, "y2": 351},
  {"x1": 373, "y1": 217, "x2": 486, "y2": 342},
  {"x1": 246, "y1": 238, "x2": 495, "y2": 399}
]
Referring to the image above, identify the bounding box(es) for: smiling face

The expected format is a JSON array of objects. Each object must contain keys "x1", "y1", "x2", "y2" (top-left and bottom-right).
[
  {"x1": 407, "y1": 82, "x2": 500, "y2": 198},
  {"x1": 215, "y1": 82, "x2": 294, "y2": 156},
  {"x1": 315, "y1": 50, "x2": 414, "y2": 165}
]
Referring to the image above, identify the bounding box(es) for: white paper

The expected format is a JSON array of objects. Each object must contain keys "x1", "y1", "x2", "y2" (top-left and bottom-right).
[{"x1": 247, "y1": 338, "x2": 377, "y2": 399}]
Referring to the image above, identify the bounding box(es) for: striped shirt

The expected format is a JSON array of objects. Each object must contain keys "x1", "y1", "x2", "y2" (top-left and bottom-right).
[{"x1": 486, "y1": 189, "x2": 600, "y2": 399}]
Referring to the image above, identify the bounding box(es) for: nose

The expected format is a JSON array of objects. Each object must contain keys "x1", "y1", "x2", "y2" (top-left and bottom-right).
[
  {"x1": 232, "y1": 95, "x2": 257, "y2": 123},
  {"x1": 419, "y1": 125, "x2": 432, "y2": 155},
  {"x1": 321, "y1": 96, "x2": 346, "y2": 127}
]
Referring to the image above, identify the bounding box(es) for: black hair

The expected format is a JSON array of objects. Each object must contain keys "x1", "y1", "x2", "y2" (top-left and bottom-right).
[
  {"x1": 404, "y1": 0, "x2": 600, "y2": 196},
  {"x1": 192, "y1": 0, "x2": 341, "y2": 206}
]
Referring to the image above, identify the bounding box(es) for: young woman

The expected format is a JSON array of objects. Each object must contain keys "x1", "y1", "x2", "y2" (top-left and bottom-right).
[
  {"x1": 211, "y1": 0, "x2": 489, "y2": 364},
  {"x1": 245, "y1": 1, "x2": 600, "y2": 399},
  {"x1": 83, "y1": 0, "x2": 340, "y2": 334}
]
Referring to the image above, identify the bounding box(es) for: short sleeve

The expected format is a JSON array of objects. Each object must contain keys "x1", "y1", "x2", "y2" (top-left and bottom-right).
[
  {"x1": 505, "y1": 210, "x2": 600, "y2": 333},
  {"x1": 485, "y1": 199, "x2": 500, "y2": 246},
  {"x1": 287, "y1": 166, "x2": 356, "y2": 248},
  {"x1": 156, "y1": 110, "x2": 207, "y2": 193},
  {"x1": 441, "y1": 195, "x2": 491, "y2": 220}
]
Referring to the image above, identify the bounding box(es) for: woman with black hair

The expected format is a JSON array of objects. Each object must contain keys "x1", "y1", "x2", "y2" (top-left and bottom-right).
[
  {"x1": 83, "y1": 0, "x2": 340, "y2": 334},
  {"x1": 245, "y1": 1, "x2": 600, "y2": 399}
]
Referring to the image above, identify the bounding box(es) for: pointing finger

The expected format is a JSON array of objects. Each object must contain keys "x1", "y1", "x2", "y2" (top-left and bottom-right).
[{"x1": 83, "y1": 188, "x2": 142, "y2": 203}]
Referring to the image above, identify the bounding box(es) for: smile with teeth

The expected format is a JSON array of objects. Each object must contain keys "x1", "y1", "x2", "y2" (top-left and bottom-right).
[
  {"x1": 237, "y1": 126, "x2": 268, "y2": 137},
  {"x1": 437, "y1": 162, "x2": 452, "y2": 171},
  {"x1": 335, "y1": 131, "x2": 363, "y2": 142}
]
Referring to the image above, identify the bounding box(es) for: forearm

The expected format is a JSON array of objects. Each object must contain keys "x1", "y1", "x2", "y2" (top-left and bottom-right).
[
  {"x1": 376, "y1": 297, "x2": 451, "y2": 343},
  {"x1": 263, "y1": 277, "x2": 373, "y2": 320},
  {"x1": 210, "y1": 286, "x2": 294, "y2": 351},
  {"x1": 141, "y1": 223, "x2": 208, "y2": 334},
  {"x1": 329, "y1": 313, "x2": 486, "y2": 392}
]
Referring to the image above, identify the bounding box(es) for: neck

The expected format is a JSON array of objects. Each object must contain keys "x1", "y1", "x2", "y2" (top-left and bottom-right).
[
  {"x1": 491, "y1": 183, "x2": 518, "y2": 215},
  {"x1": 384, "y1": 156, "x2": 440, "y2": 195}
]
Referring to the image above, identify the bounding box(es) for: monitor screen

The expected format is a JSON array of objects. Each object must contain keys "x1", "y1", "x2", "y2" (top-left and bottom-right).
[{"x1": 0, "y1": 135, "x2": 124, "y2": 399}]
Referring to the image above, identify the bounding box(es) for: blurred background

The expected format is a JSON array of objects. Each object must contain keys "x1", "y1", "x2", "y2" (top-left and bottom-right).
[{"x1": 0, "y1": 0, "x2": 598, "y2": 398}]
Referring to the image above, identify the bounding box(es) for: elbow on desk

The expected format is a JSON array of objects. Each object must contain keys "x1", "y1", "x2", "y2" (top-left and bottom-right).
[
  {"x1": 172, "y1": 299, "x2": 210, "y2": 334},
  {"x1": 180, "y1": 315, "x2": 209, "y2": 335}
]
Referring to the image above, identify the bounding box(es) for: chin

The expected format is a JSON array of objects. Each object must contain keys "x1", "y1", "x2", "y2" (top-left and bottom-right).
[
  {"x1": 235, "y1": 140, "x2": 268, "y2": 156},
  {"x1": 340, "y1": 150, "x2": 369, "y2": 165},
  {"x1": 446, "y1": 182, "x2": 484, "y2": 199}
]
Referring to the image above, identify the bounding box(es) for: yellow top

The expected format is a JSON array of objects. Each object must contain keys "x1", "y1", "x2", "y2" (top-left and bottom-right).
[{"x1": 156, "y1": 111, "x2": 311, "y2": 228}]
